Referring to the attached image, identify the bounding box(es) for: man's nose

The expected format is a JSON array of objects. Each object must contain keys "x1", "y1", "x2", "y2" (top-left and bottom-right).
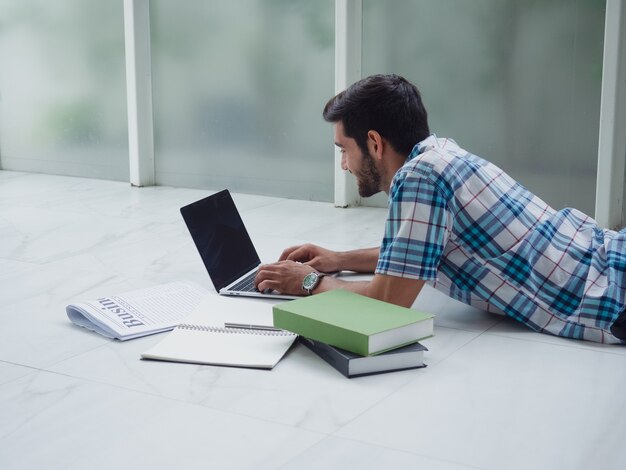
[{"x1": 341, "y1": 154, "x2": 348, "y2": 171}]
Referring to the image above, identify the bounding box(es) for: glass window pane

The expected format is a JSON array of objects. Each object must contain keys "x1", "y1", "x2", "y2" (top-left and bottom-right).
[
  {"x1": 0, "y1": 0, "x2": 129, "y2": 180},
  {"x1": 363, "y1": 0, "x2": 605, "y2": 215},
  {"x1": 150, "y1": 0, "x2": 335, "y2": 201}
]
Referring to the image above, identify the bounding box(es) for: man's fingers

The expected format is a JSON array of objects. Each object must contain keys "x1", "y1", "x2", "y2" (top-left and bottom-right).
[
  {"x1": 254, "y1": 265, "x2": 273, "y2": 287},
  {"x1": 255, "y1": 259, "x2": 319, "y2": 296},
  {"x1": 256, "y1": 279, "x2": 283, "y2": 293},
  {"x1": 255, "y1": 262, "x2": 291, "y2": 285},
  {"x1": 303, "y1": 257, "x2": 319, "y2": 267},
  {"x1": 286, "y1": 246, "x2": 311, "y2": 262},
  {"x1": 278, "y1": 245, "x2": 301, "y2": 261}
]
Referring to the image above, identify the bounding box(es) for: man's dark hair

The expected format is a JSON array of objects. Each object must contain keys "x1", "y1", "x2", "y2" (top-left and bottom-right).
[{"x1": 323, "y1": 74, "x2": 430, "y2": 156}]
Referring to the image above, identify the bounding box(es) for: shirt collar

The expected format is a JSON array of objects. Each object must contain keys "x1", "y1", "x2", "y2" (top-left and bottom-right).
[{"x1": 407, "y1": 134, "x2": 440, "y2": 161}]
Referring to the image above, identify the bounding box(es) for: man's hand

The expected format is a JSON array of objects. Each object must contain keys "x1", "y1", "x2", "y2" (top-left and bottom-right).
[
  {"x1": 279, "y1": 244, "x2": 341, "y2": 273},
  {"x1": 255, "y1": 260, "x2": 316, "y2": 296}
]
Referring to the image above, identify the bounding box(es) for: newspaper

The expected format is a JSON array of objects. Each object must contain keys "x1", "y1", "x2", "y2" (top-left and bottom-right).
[{"x1": 66, "y1": 281, "x2": 210, "y2": 340}]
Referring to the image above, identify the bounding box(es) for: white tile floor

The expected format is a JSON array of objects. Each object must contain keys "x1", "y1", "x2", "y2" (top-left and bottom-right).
[{"x1": 1, "y1": 170, "x2": 625, "y2": 470}]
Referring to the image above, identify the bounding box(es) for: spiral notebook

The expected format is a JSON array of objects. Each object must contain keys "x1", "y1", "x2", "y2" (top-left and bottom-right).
[{"x1": 141, "y1": 297, "x2": 297, "y2": 369}]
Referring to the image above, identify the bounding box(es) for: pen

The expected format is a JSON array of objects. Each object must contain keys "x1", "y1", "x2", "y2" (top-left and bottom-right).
[{"x1": 224, "y1": 322, "x2": 283, "y2": 332}]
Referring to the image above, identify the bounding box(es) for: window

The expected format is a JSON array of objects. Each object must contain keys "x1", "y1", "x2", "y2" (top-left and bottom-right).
[
  {"x1": 150, "y1": 0, "x2": 335, "y2": 201},
  {"x1": 0, "y1": 0, "x2": 129, "y2": 180}
]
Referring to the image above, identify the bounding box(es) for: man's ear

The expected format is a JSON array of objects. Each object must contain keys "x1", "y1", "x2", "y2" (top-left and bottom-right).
[{"x1": 366, "y1": 130, "x2": 384, "y2": 160}]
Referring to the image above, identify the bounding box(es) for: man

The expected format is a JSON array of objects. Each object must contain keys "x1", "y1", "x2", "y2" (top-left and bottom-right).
[{"x1": 255, "y1": 74, "x2": 626, "y2": 344}]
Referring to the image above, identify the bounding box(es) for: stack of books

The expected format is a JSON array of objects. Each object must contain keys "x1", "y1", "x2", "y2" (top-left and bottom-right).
[{"x1": 272, "y1": 289, "x2": 434, "y2": 378}]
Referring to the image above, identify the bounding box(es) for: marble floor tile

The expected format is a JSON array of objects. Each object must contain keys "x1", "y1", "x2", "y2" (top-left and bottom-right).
[
  {"x1": 487, "y1": 315, "x2": 626, "y2": 356},
  {"x1": 0, "y1": 258, "x2": 37, "y2": 280},
  {"x1": 243, "y1": 198, "x2": 387, "y2": 247},
  {"x1": 0, "y1": 361, "x2": 36, "y2": 386},
  {"x1": 280, "y1": 436, "x2": 481, "y2": 470},
  {"x1": 0, "y1": 205, "x2": 147, "y2": 264},
  {"x1": 47, "y1": 298, "x2": 478, "y2": 435},
  {"x1": 335, "y1": 334, "x2": 626, "y2": 470},
  {"x1": 0, "y1": 370, "x2": 324, "y2": 470},
  {"x1": 290, "y1": 205, "x2": 388, "y2": 248},
  {"x1": 0, "y1": 263, "x2": 147, "y2": 367},
  {"x1": 414, "y1": 284, "x2": 504, "y2": 334},
  {"x1": 418, "y1": 326, "x2": 483, "y2": 366}
]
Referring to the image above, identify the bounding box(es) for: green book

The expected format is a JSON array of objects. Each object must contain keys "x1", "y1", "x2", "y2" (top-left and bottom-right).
[{"x1": 272, "y1": 289, "x2": 434, "y2": 356}]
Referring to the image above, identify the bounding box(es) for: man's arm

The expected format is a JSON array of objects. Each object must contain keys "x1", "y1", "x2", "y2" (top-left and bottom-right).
[
  {"x1": 314, "y1": 272, "x2": 425, "y2": 308},
  {"x1": 336, "y1": 247, "x2": 380, "y2": 273}
]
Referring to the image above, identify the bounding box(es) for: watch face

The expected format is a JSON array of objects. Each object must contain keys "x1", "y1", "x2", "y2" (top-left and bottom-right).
[{"x1": 302, "y1": 272, "x2": 318, "y2": 290}]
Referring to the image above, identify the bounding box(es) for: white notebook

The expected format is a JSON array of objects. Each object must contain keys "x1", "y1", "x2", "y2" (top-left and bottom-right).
[{"x1": 141, "y1": 297, "x2": 297, "y2": 369}]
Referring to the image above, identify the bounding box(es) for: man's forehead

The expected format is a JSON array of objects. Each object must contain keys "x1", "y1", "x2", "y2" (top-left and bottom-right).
[{"x1": 333, "y1": 122, "x2": 348, "y2": 144}]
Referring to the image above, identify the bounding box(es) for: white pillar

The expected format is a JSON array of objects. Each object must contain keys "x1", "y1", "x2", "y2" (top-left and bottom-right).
[
  {"x1": 333, "y1": 0, "x2": 362, "y2": 207},
  {"x1": 595, "y1": 0, "x2": 626, "y2": 229},
  {"x1": 123, "y1": 0, "x2": 155, "y2": 187}
]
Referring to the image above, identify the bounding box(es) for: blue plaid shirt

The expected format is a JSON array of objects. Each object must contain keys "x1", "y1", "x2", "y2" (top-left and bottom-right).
[{"x1": 376, "y1": 136, "x2": 626, "y2": 343}]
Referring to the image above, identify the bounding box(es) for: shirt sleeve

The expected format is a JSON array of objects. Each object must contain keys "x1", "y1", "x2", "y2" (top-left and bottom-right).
[{"x1": 375, "y1": 169, "x2": 451, "y2": 280}]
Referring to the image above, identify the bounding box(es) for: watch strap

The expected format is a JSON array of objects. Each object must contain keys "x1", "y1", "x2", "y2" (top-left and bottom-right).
[{"x1": 303, "y1": 272, "x2": 326, "y2": 295}]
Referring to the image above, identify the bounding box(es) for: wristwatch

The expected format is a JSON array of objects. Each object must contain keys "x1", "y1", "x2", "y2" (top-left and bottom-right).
[{"x1": 302, "y1": 271, "x2": 326, "y2": 295}]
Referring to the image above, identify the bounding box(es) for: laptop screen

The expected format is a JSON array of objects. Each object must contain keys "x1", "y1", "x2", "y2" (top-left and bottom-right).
[{"x1": 180, "y1": 190, "x2": 261, "y2": 291}]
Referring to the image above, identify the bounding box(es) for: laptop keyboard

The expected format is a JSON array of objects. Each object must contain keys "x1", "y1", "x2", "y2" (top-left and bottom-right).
[{"x1": 229, "y1": 270, "x2": 259, "y2": 292}]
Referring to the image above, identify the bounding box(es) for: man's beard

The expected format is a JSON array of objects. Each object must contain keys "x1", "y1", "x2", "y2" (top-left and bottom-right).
[{"x1": 354, "y1": 151, "x2": 382, "y2": 198}]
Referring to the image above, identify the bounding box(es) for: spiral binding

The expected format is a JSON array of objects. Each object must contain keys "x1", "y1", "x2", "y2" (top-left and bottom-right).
[{"x1": 177, "y1": 323, "x2": 295, "y2": 337}]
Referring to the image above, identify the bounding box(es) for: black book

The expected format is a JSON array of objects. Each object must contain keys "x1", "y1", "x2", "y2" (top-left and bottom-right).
[{"x1": 300, "y1": 337, "x2": 427, "y2": 378}]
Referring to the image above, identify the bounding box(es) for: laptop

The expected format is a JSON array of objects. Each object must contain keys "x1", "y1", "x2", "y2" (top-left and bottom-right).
[{"x1": 180, "y1": 189, "x2": 299, "y2": 300}]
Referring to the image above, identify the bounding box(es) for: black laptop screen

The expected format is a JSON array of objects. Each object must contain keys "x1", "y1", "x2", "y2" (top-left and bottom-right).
[{"x1": 180, "y1": 190, "x2": 261, "y2": 291}]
